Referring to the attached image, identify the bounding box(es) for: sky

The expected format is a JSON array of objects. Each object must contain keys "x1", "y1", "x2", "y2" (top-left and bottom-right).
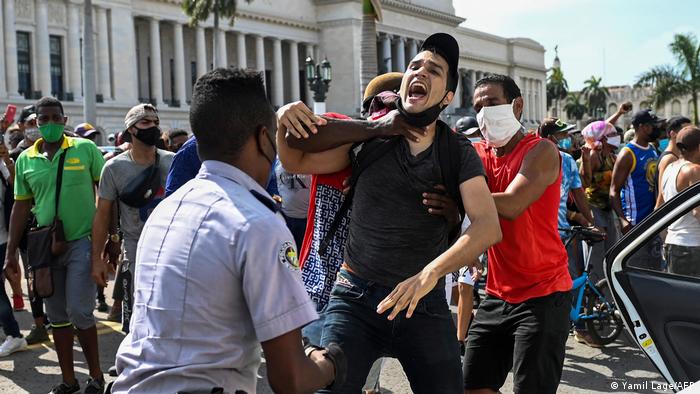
[{"x1": 452, "y1": 0, "x2": 700, "y2": 90}]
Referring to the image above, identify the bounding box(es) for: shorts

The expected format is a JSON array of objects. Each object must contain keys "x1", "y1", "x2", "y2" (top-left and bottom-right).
[
  {"x1": 44, "y1": 237, "x2": 97, "y2": 330},
  {"x1": 463, "y1": 292, "x2": 570, "y2": 394},
  {"x1": 664, "y1": 243, "x2": 700, "y2": 277}
]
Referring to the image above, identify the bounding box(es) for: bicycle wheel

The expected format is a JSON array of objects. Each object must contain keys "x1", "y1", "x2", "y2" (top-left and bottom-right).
[{"x1": 584, "y1": 279, "x2": 623, "y2": 345}]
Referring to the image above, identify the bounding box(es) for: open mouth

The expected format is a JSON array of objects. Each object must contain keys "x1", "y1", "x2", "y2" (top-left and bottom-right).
[{"x1": 408, "y1": 81, "x2": 428, "y2": 102}]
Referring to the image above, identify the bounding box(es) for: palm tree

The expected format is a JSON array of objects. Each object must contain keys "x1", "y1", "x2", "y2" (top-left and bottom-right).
[
  {"x1": 360, "y1": 0, "x2": 382, "y2": 98},
  {"x1": 546, "y1": 67, "x2": 568, "y2": 116},
  {"x1": 636, "y1": 33, "x2": 700, "y2": 124},
  {"x1": 182, "y1": 0, "x2": 252, "y2": 68},
  {"x1": 564, "y1": 92, "x2": 587, "y2": 121},
  {"x1": 582, "y1": 76, "x2": 609, "y2": 118}
]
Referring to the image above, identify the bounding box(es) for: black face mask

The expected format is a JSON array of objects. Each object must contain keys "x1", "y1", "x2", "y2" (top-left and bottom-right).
[
  {"x1": 571, "y1": 149, "x2": 582, "y2": 161},
  {"x1": 396, "y1": 91, "x2": 449, "y2": 128},
  {"x1": 649, "y1": 127, "x2": 662, "y2": 141},
  {"x1": 259, "y1": 130, "x2": 276, "y2": 166},
  {"x1": 133, "y1": 126, "x2": 161, "y2": 146}
]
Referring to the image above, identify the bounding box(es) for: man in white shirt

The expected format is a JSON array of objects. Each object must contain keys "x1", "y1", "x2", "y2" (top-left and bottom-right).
[{"x1": 112, "y1": 68, "x2": 343, "y2": 394}]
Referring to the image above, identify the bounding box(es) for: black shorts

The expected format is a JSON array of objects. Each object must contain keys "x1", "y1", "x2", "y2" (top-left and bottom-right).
[{"x1": 463, "y1": 291, "x2": 570, "y2": 394}]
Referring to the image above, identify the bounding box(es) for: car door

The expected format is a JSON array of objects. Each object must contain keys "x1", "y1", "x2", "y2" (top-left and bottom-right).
[{"x1": 605, "y1": 180, "x2": 700, "y2": 392}]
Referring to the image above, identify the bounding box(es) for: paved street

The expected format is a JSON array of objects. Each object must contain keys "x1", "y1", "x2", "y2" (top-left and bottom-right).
[{"x1": 0, "y1": 281, "x2": 670, "y2": 393}]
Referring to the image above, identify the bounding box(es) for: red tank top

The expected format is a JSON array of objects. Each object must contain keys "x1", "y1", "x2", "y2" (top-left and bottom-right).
[{"x1": 474, "y1": 134, "x2": 572, "y2": 303}]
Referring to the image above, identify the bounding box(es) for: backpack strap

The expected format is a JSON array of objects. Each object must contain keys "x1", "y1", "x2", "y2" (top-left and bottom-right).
[{"x1": 318, "y1": 137, "x2": 400, "y2": 255}]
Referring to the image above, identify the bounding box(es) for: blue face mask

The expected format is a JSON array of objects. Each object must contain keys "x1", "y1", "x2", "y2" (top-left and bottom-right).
[
  {"x1": 558, "y1": 137, "x2": 572, "y2": 150},
  {"x1": 658, "y1": 138, "x2": 670, "y2": 151}
]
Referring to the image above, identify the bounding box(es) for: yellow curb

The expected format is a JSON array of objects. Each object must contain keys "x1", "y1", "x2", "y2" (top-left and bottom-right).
[{"x1": 24, "y1": 320, "x2": 125, "y2": 351}]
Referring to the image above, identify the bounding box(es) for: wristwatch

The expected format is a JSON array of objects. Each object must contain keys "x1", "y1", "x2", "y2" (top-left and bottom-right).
[{"x1": 109, "y1": 233, "x2": 121, "y2": 243}]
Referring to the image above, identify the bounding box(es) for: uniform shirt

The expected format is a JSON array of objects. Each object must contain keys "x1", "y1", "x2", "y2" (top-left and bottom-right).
[
  {"x1": 620, "y1": 142, "x2": 659, "y2": 225},
  {"x1": 14, "y1": 137, "x2": 105, "y2": 241},
  {"x1": 112, "y1": 160, "x2": 317, "y2": 394}
]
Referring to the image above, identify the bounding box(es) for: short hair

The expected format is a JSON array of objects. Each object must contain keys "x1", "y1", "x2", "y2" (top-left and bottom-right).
[
  {"x1": 190, "y1": 68, "x2": 275, "y2": 161},
  {"x1": 667, "y1": 116, "x2": 691, "y2": 133},
  {"x1": 34, "y1": 96, "x2": 64, "y2": 116},
  {"x1": 677, "y1": 126, "x2": 700, "y2": 153},
  {"x1": 474, "y1": 74, "x2": 522, "y2": 102},
  {"x1": 168, "y1": 128, "x2": 188, "y2": 140}
]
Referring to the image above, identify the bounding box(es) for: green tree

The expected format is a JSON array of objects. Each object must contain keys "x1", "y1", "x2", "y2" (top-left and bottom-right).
[
  {"x1": 546, "y1": 67, "x2": 568, "y2": 114},
  {"x1": 182, "y1": 0, "x2": 252, "y2": 68},
  {"x1": 636, "y1": 33, "x2": 700, "y2": 124},
  {"x1": 582, "y1": 76, "x2": 609, "y2": 118},
  {"x1": 564, "y1": 92, "x2": 587, "y2": 121},
  {"x1": 360, "y1": 0, "x2": 383, "y2": 98}
]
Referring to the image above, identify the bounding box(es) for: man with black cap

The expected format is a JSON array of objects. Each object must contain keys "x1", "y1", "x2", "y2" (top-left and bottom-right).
[
  {"x1": 91, "y1": 103, "x2": 174, "y2": 334},
  {"x1": 610, "y1": 109, "x2": 663, "y2": 269},
  {"x1": 455, "y1": 116, "x2": 481, "y2": 141},
  {"x1": 9, "y1": 107, "x2": 42, "y2": 161},
  {"x1": 279, "y1": 33, "x2": 500, "y2": 393}
]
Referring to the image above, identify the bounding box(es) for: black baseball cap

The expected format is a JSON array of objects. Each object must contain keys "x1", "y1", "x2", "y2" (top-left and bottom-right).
[
  {"x1": 455, "y1": 116, "x2": 479, "y2": 135},
  {"x1": 631, "y1": 109, "x2": 665, "y2": 127},
  {"x1": 420, "y1": 33, "x2": 459, "y2": 92},
  {"x1": 18, "y1": 105, "x2": 35, "y2": 124},
  {"x1": 538, "y1": 117, "x2": 575, "y2": 138}
]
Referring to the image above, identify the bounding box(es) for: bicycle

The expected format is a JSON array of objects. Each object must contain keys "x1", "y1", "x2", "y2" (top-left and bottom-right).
[{"x1": 562, "y1": 226, "x2": 623, "y2": 346}]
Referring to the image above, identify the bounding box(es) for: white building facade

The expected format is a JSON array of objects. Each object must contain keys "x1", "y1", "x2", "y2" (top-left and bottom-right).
[{"x1": 0, "y1": 0, "x2": 547, "y2": 143}]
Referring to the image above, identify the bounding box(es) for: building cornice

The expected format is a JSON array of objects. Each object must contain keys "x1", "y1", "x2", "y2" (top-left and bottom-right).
[{"x1": 380, "y1": 0, "x2": 465, "y2": 26}]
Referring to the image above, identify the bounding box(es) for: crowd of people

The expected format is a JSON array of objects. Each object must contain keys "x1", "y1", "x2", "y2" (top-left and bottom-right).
[{"x1": 0, "y1": 30, "x2": 696, "y2": 394}]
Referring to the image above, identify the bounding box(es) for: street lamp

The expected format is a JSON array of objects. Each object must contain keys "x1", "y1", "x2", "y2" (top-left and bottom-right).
[{"x1": 305, "y1": 56, "x2": 332, "y2": 114}]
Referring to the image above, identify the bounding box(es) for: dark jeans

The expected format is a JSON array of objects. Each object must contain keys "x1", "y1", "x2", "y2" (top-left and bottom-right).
[
  {"x1": 0, "y1": 243, "x2": 21, "y2": 337},
  {"x1": 320, "y1": 269, "x2": 462, "y2": 394}
]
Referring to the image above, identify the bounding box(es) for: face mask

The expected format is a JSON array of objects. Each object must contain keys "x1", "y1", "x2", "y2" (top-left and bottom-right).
[
  {"x1": 557, "y1": 137, "x2": 572, "y2": 150},
  {"x1": 396, "y1": 92, "x2": 449, "y2": 128},
  {"x1": 476, "y1": 100, "x2": 522, "y2": 148},
  {"x1": 25, "y1": 128, "x2": 41, "y2": 142},
  {"x1": 468, "y1": 137, "x2": 481, "y2": 144},
  {"x1": 259, "y1": 130, "x2": 277, "y2": 166},
  {"x1": 39, "y1": 123, "x2": 65, "y2": 143},
  {"x1": 658, "y1": 138, "x2": 670, "y2": 151},
  {"x1": 571, "y1": 149, "x2": 582, "y2": 161},
  {"x1": 650, "y1": 128, "x2": 662, "y2": 141},
  {"x1": 133, "y1": 125, "x2": 161, "y2": 146},
  {"x1": 607, "y1": 135, "x2": 621, "y2": 148}
]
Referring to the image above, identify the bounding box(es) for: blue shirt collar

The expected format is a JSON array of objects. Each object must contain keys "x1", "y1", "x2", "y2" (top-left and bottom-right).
[{"x1": 198, "y1": 160, "x2": 271, "y2": 199}]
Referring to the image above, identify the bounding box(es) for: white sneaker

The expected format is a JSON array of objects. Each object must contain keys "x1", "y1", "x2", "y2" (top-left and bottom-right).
[{"x1": 0, "y1": 335, "x2": 28, "y2": 357}]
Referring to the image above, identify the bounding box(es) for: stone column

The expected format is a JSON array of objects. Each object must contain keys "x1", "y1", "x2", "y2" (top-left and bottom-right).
[
  {"x1": 527, "y1": 78, "x2": 534, "y2": 122},
  {"x1": 304, "y1": 43, "x2": 314, "y2": 106},
  {"x1": 407, "y1": 38, "x2": 418, "y2": 61},
  {"x1": 452, "y1": 69, "x2": 462, "y2": 108},
  {"x1": 110, "y1": 6, "x2": 138, "y2": 103},
  {"x1": 394, "y1": 36, "x2": 405, "y2": 72},
  {"x1": 35, "y1": 0, "x2": 52, "y2": 96},
  {"x1": 215, "y1": 28, "x2": 227, "y2": 68},
  {"x1": 67, "y1": 1, "x2": 82, "y2": 99},
  {"x1": 271, "y1": 37, "x2": 283, "y2": 107},
  {"x1": 96, "y1": 6, "x2": 112, "y2": 100},
  {"x1": 173, "y1": 21, "x2": 186, "y2": 107},
  {"x1": 0, "y1": 0, "x2": 6, "y2": 97},
  {"x1": 196, "y1": 27, "x2": 207, "y2": 78},
  {"x1": 381, "y1": 33, "x2": 392, "y2": 73},
  {"x1": 288, "y1": 40, "x2": 300, "y2": 102},
  {"x1": 149, "y1": 17, "x2": 164, "y2": 105},
  {"x1": 4, "y1": 0, "x2": 19, "y2": 98},
  {"x1": 236, "y1": 32, "x2": 247, "y2": 69},
  {"x1": 255, "y1": 35, "x2": 265, "y2": 85}
]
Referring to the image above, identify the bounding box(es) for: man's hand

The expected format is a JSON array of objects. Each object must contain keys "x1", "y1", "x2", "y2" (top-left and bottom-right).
[
  {"x1": 3, "y1": 250, "x2": 20, "y2": 280},
  {"x1": 278, "y1": 101, "x2": 328, "y2": 139},
  {"x1": 376, "y1": 268, "x2": 441, "y2": 320},
  {"x1": 471, "y1": 260, "x2": 484, "y2": 283},
  {"x1": 91, "y1": 252, "x2": 110, "y2": 288},
  {"x1": 423, "y1": 184, "x2": 460, "y2": 229},
  {"x1": 0, "y1": 115, "x2": 10, "y2": 133},
  {"x1": 620, "y1": 101, "x2": 633, "y2": 114},
  {"x1": 104, "y1": 239, "x2": 120, "y2": 268},
  {"x1": 620, "y1": 217, "x2": 632, "y2": 234},
  {"x1": 374, "y1": 110, "x2": 426, "y2": 143}
]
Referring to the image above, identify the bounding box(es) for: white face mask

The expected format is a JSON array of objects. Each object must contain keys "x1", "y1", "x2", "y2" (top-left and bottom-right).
[
  {"x1": 468, "y1": 137, "x2": 482, "y2": 144},
  {"x1": 606, "y1": 135, "x2": 621, "y2": 148},
  {"x1": 476, "y1": 100, "x2": 522, "y2": 148},
  {"x1": 25, "y1": 128, "x2": 41, "y2": 142}
]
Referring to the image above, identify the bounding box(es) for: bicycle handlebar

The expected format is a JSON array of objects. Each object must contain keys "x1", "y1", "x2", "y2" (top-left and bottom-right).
[{"x1": 559, "y1": 226, "x2": 607, "y2": 242}]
